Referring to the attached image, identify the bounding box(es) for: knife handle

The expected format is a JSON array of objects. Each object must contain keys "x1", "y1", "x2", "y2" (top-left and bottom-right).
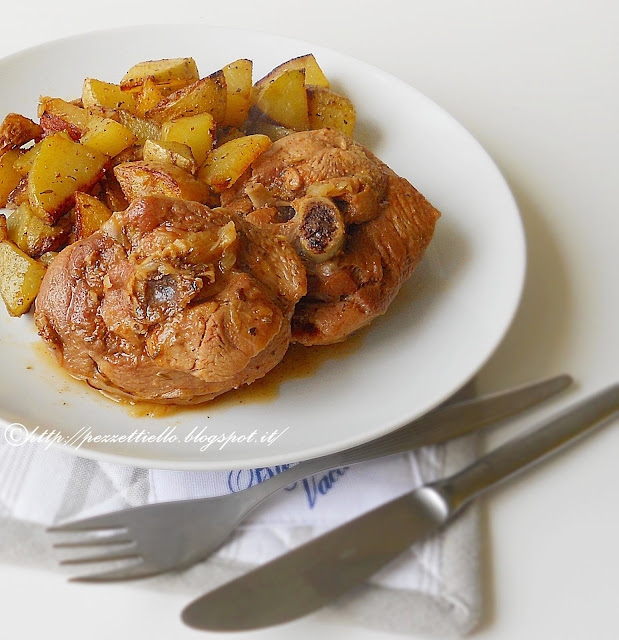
[{"x1": 435, "y1": 383, "x2": 619, "y2": 512}]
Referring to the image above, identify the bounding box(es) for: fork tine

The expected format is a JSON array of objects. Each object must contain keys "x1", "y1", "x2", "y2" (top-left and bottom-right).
[
  {"x1": 53, "y1": 534, "x2": 134, "y2": 549},
  {"x1": 59, "y1": 552, "x2": 141, "y2": 566},
  {"x1": 48, "y1": 515, "x2": 127, "y2": 533},
  {"x1": 69, "y1": 561, "x2": 156, "y2": 583}
]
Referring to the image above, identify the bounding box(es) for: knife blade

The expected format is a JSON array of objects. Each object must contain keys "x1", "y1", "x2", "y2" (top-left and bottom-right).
[
  {"x1": 182, "y1": 489, "x2": 444, "y2": 631},
  {"x1": 182, "y1": 381, "x2": 619, "y2": 632}
]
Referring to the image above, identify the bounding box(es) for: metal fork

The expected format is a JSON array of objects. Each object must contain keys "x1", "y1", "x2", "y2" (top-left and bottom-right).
[{"x1": 48, "y1": 374, "x2": 571, "y2": 582}]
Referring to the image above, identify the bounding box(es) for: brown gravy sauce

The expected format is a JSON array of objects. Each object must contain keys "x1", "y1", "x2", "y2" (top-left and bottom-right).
[
  {"x1": 205, "y1": 329, "x2": 366, "y2": 412},
  {"x1": 30, "y1": 330, "x2": 366, "y2": 418}
]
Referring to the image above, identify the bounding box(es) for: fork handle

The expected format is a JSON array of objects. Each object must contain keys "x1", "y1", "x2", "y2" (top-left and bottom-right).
[{"x1": 435, "y1": 383, "x2": 619, "y2": 512}]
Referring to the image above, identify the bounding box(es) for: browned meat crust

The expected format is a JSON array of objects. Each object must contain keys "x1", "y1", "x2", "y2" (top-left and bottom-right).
[
  {"x1": 34, "y1": 196, "x2": 306, "y2": 404},
  {"x1": 222, "y1": 128, "x2": 440, "y2": 345}
]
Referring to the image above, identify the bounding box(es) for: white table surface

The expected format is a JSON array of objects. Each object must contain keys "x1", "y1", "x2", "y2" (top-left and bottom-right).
[{"x1": 1, "y1": 2, "x2": 618, "y2": 639}]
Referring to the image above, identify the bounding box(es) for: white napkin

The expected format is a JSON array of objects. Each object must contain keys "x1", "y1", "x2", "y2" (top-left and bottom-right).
[{"x1": 0, "y1": 422, "x2": 481, "y2": 636}]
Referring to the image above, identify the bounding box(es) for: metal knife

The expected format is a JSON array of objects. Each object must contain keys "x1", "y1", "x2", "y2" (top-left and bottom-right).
[{"x1": 182, "y1": 381, "x2": 619, "y2": 632}]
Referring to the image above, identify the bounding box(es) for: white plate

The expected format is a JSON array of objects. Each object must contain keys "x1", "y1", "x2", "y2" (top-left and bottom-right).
[{"x1": 0, "y1": 25, "x2": 525, "y2": 470}]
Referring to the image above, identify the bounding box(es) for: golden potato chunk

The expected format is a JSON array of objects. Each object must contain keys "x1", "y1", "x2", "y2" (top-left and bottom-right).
[
  {"x1": 307, "y1": 86, "x2": 356, "y2": 137},
  {"x1": 6, "y1": 178, "x2": 28, "y2": 209},
  {"x1": 198, "y1": 134, "x2": 271, "y2": 192},
  {"x1": 222, "y1": 59, "x2": 253, "y2": 127},
  {"x1": 0, "y1": 149, "x2": 23, "y2": 207},
  {"x1": 7, "y1": 203, "x2": 71, "y2": 257},
  {"x1": 143, "y1": 140, "x2": 197, "y2": 174},
  {"x1": 28, "y1": 132, "x2": 109, "y2": 224},
  {"x1": 255, "y1": 54, "x2": 329, "y2": 89},
  {"x1": 161, "y1": 112, "x2": 215, "y2": 165},
  {"x1": 80, "y1": 117, "x2": 137, "y2": 157},
  {"x1": 74, "y1": 192, "x2": 113, "y2": 240},
  {"x1": 135, "y1": 78, "x2": 164, "y2": 118},
  {"x1": 13, "y1": 141, "x2": 42, "y2": 177},
  {"x1": 117, "y1": 111, "x2": 161, "y2": 144},
  {"x1": 0, "y1": 114, "x2": 42, "y2": 154},
  {"x1": 38, "y1": 97, "x2": 90, "y2": 140},
  {"x1": 0, "y1": 233, "x2": 47, "y2": 317},
  {"x1": 120, "y1": 58, "x2": 199, "y2": 91},
  {"x1": 146, "y1": 71, "x2": 227, "y2": 125},
  {"x1": 100, "y1": 174, "x2": 129, "y2": 212},
  {"x1": 82, "y1": 78, "x2": 138, "y2": 114},
  {"x1": 253, "y1": 69, "x2": 309, "y2": 131},
  {"x1": 114, "y1": 160, "x2": 210, "y2": 203}
]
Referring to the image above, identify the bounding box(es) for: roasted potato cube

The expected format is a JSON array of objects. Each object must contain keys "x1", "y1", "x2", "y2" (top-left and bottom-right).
[
  {"x1": 100, "y1": 174, "x2": 129, "y2": 212},
  {"x1": 222, "y1": 59, "x2": 253, "y2": 127},
  {"x1": 109, "y1": 145, "x2": 143, "y2": 167},
  {"x1": 253, "y1": 69, "x2": 309, "y2": 131},
  {"x1": 255, "y1": 54, "x2": 329, "y2": 90},
  {"x1": 38, "y1": 97, "x2": 90, "y2": 140},
  {"x1": 117, "y1": 111, "x2": 161, "y2": 144},
  {"x1": 80, "y1": 117, "x2": 137, "y2": 157},
  {"x1": 120, "y1": 58, "x2": 200, "y2": 91},
  {"x1": 307, "y1": 86, "x2": 356, "y2": 137},
  {"x1": 28, "y1": 132, "x2": 109, "y2": 224},
  {"x1": 198, "y1": 134, "x2": 271, "y2": 192},
  {"x1": 0, "y1": 235, "x2": 47, "y2": 316},
  {"x1": 82, "y1": 78, "x2": 138, "y2": 115},
  {"x1": 84, "y1": 105, "x2": 122, "y2": 121},
  {"x1": 6, "y1": 177, "x2": 28, "y2": 209},
  {"x1": 0, "y1": 149, "x2": 23, "y2": 207},
  {"x1": 146, "y1": 71, "x2": 227, "y2": 125},
  {"x1": 0, "y1": 114, "x2": 43, "y2": 155},
  {"x1": 74, "y1": 192, "x2": 113, "y2": 240},
  {"x1": 135, "y1": 78, "x2": 164, "y2": 118},
  {"x1": 143, "y1": 140, "x2": 197, "y2": 174},
  {"x1": 13, "y1": 141, "x2": 42, "y2": 177},
  {"x1": 161, "y1": 112, "x2": 215, "y2": 165},
  {"x1": 114, "y1": 160, "x2": 210, "y2": 203},
  {"x1": 7, "y1": 202, "x2": 71, "y2": 257}
]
